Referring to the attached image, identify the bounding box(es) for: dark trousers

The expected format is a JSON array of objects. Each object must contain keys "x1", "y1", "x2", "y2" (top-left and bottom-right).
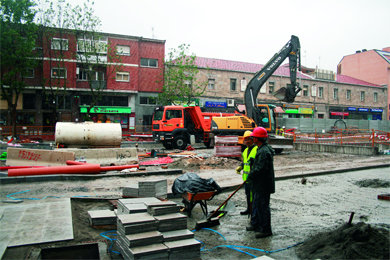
[
  {"x1": 251, "y1": 191, "x2": 272, "y2": 233},
  {"x1": 244, "y1": 183, "x2": 251, "y2": 210}
]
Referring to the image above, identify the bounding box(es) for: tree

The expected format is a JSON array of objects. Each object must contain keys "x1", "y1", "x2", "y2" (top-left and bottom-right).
[
  {"x1": 0, "y1": 0, "x2": 38, "y2": 136},
  {"x1": 35, "y1": 0, "x2": 123, "y2": 121},
  {"x1": 158, "y1": 44, "x2": 207, "y2": 106}
]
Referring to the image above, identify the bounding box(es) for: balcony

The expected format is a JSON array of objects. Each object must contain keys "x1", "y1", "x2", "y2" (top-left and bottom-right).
[{"x1": 91, "y1": 80, "x2": 106, "y2": 89}]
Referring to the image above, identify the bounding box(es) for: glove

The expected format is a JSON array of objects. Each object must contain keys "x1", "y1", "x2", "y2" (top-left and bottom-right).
[{"x1": 235, "y1": 166, "x2": 242, "y2": 174}]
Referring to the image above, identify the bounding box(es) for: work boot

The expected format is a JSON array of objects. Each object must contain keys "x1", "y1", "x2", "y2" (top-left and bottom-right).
[
  {"x1": 246, "y1": 224, "x2": 255, "y2": 231},
  {"x1": 255, "y1": 232, "x2": 273, "y2": 238},
  {"x1": 240, "y1": 209, "x2": 249, "y2": 215}
]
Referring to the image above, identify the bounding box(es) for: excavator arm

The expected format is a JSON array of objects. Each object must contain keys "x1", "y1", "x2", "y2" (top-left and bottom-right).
[{"x1": 244, "y1": 35, "x2": 301, "y2": 125}]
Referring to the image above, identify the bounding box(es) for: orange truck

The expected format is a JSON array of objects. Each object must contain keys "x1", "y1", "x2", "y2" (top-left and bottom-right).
[{"x1": 152, "y1": 105, "x2": 239, "y2": 149}]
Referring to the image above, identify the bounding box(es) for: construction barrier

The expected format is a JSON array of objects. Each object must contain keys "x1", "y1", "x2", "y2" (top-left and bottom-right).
[
  {"x1": 292, "y1": 128, "x2": 390, "y2": 149},
  {"x1": 6, "y1": 148, "x2": 75, "y2": 166}
]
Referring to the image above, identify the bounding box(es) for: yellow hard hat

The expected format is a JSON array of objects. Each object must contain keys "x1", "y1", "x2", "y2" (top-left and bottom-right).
[{"x1": 243, "y1": 131, "x2": 252, "y2": 139}]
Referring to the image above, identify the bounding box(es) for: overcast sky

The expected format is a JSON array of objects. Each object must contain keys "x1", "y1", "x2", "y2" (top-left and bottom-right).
[{"x1": 73, "y1": 0, "x2": 389, "y2": 72}]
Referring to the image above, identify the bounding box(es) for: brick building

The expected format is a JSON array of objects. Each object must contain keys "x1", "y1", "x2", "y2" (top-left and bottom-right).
[
  {"x1": 337, "y1": 47, "x2": 390, "y2": 120},
  {"x1": 0, "y1": 30, "x2": 165, "y2": 132},
  {"x1": 194, "y1": 57, "x2": 387, "y2": 120}
]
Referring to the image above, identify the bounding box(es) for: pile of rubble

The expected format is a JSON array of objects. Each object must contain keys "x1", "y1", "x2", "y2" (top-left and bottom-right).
[{"x1": 170, "y1": 156, "x2": 240, "y2": 170}]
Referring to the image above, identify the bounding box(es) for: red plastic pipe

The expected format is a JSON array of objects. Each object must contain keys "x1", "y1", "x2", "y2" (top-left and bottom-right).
[
  {"x1": 0, "y1": 166, "x2": 46, "y2": 170},
  {"x1": 66, "y1": 160, "x2": 90, "y2": 165},
  {"x1": 8, "y1": 164, "x2": 101, "y2": 177}
]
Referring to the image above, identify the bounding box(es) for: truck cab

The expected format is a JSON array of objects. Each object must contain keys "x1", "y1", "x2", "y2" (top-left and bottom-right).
[{"x1": 152, "y1": 105, "x2": 237, "y2": 149}]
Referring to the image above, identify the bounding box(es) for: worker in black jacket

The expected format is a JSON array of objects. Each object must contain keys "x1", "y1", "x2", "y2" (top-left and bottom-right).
[{"x1": 246, "y1": 127, "x2": 275, "y2": 238}]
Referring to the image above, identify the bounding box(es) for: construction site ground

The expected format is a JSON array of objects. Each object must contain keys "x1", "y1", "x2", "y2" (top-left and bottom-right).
[{"x1": 1, "y1": 146, "x2": 390, "y2": 259}]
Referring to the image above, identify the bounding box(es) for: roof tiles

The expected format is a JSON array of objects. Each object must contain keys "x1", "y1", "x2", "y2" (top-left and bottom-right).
[
  {"x1": 194, "y1": 57, "x2": 312, "y2": 79},
  {"x1": 194, "y1": 56, "x2": 382, "y2": 88}
]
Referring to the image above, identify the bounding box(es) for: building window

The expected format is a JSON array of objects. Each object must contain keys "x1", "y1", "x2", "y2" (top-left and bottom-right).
[
  {"x1": 116, "y1": 72, "x2": 130, "y2": 82},
  {"x1": 268, "y1": 82, "x2": 274, "y2": 94},
  {"x1": 311, "y1": 85, "x2": 317, "y2": 96},
  {"x1": 346, "y1": 89, "x2": 351, "y2": 100},
  {"x1": 140, "y1": 96, "x2": 157, "y2": 105},
  {"x1": 208, "y1": 79, "x2": 215, "y2": 90},
  {"x1": 51, "y1": 68, "x2": 67, "y2": 78},
  {"x1": 116, "y1": 45, "x2": 130, "y2": 55},
  {"x1": 240, "y1": 78, "x2": 247, "y2": 91},
  {"x1": 360, "y1": 91, "x2": 365, "y2": 102},
  {"x1": 77, "y1": 68, "x2": 105, "y2": 81},
  {"x1": 22, "y1": 68, "x2": 34, "y2": 78},
  {"x1": 333, "y1": 88, "x2": 338, "y2": 100},
  {"x1": 77, "y1": 35, "x2": 107, "y2": 53},
  {"x1": 51, "y1": 38, "x2": 68, "y2": 51},
  {"x1": 303, "y1": 85, "x2": 309, "y2": 96},
  {"x1": 140, "y1": 58, "x2": 158, "y2": 68},
  {"x1": 373, "y1": 92, "x2": 378, "y2": 103},
  {"x1": 23, "y1": 93, "x2": 36, "y2": 109},
  {"x1": 318, "y1": 87, "x2": 323, "y2": 98},
  {"x1": 230, "y1": 79, "x2": 237, "y2": 91},
  {"x1": 78, "y1": 68, "x2": 88, "y2": 81}
]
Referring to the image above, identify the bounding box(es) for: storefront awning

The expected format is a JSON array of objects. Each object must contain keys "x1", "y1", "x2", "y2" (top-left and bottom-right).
[{"x1": 274, "y1": 106, "x2": 285, "y2": 113}]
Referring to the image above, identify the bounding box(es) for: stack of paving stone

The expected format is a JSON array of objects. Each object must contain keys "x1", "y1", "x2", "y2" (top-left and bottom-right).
[
  {"x1": 87, "y1": 209, "x2": 117, "y2": 226},
  {"x1": 116, "y1": 213, "x2": 168, "y2": 259},
  {"x1": 115, "y1": 198, "x2": 200, "y2": 260},
  {"x1": 145, "y1": 201, "x2": 180, "y2": 216},
  {"x1": 117, "y1": 197, "x2": 161, "y2": 214},
  {"x1": 122, "y1": 183, "x2": 139, "y2": 197},
  {"x1": 122, "y1": 179, "x2": 168, "y2": 198},
  {"x1": 138, "y1": 179, "x2": 167, "y2": 198}
]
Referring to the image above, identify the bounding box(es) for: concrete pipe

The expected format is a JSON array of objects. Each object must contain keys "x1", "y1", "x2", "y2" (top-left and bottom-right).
[{"x1": 55, "y1": 122, "x2": 122, "y2": 148}]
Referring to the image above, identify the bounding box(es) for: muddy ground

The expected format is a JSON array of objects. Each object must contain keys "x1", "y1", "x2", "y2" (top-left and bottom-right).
[{"x1": 1, "y1": 149, "x2": 390, "y2": 259}]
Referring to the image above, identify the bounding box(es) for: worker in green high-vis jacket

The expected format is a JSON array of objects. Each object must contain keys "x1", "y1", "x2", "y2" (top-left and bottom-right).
[{"x1": 235, "y1": 131, "x2": 258, "y2": 215}]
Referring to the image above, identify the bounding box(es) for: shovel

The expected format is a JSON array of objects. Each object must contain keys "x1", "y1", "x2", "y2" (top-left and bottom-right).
[{"x1": 195, "y1": 181, "x2": 245, "y2": 230}]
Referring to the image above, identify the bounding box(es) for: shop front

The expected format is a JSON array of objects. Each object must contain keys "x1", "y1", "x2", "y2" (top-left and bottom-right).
[
  {"x1": 346, "y1": 107, "x2": 383, "y2": 120},
  {"x1": 80, "y1": 106, "x2": 133, "y2": 130},
  {"x1": 283, "y1": 107, "x2": 313, "y2": 118}
]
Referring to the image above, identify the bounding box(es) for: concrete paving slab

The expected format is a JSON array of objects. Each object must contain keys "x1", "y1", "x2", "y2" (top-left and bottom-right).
[
  {"x1": 121, "y1": 231, "x2": 163, "y2": 247},
  {"x1": 88, "y1": 209, "x2": 116, "y2": 225},
  {"x1": 162, "y1": 229, "x2": 194, "y2": 242},
  {"x1": 117, "y1": 213, "x2": 156, "y2": 225},
  {"x1": 0, "y1": 198, "x2": 73, "y2": 247},
  {"x1": 129, "y1": 243, "x2": 169, "y2": 259}
]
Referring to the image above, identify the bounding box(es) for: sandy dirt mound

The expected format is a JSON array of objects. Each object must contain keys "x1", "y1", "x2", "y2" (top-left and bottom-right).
[
  {"x1": 296, "y1": 222, "x2": 390, "y2": 259},
  {"x1": 170, "y1": 156, "x2": 240, "y2": 170}
]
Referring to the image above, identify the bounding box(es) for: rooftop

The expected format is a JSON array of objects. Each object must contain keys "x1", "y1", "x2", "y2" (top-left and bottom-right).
[{"x1": 195, "y1": 56, "x2": 382, "y2": 88}]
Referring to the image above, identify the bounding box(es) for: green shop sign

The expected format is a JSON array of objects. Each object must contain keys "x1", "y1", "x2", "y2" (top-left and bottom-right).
[
  {"x1": 284, "y1": 109, "x2": 299, "y2": 114},
  {"x1": 80, "y1": 106, "x2": 131, "y2": 114}
]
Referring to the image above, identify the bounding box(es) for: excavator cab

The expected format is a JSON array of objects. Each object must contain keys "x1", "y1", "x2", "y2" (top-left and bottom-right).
[{"x1": 256, "y1": 104, "x2": 276, "y2": 133}]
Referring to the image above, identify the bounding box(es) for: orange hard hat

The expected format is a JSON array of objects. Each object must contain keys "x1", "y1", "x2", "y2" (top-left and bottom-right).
[{"x1": 251, "y1": 127, "x2": 268, "y2": 138}]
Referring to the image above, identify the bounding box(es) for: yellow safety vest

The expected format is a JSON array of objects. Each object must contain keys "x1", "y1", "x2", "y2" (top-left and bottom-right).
[{"x1": 242, "y1": 145, "x2": 258, "y2": 181}]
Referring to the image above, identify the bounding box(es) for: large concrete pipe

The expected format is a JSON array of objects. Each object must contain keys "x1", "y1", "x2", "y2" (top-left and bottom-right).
[{"x1": 55, "y1": 122, "x2": 122, "y2": 148}]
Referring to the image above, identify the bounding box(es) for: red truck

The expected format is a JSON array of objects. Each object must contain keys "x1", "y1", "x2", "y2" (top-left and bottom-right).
[{"x1": 152, "y1": 105, "x2": 239, "y2": 149}]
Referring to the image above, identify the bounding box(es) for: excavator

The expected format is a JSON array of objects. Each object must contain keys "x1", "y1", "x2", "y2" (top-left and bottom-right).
[{"x1": 211, "y1": 35, "x2": 301, "y2": 153}]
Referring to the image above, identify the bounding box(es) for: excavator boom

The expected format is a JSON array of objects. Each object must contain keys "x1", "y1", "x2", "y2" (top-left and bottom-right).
[{"x1": 245, "y1": 35, "x2": 301, "y2": 126}]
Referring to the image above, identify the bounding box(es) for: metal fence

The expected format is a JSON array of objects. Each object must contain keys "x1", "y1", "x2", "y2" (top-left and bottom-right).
[
  {"x1": 289, "y1": 128, "x2": 390, "y2": 148},
  {"x1": 278, "y1": 118, "x2": 390, "y2": 133}
]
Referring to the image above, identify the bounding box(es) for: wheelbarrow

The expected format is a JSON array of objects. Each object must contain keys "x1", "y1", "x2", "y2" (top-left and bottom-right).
[{"x1": 181, "y1": 190, "x2": 217, "y2": 217}]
